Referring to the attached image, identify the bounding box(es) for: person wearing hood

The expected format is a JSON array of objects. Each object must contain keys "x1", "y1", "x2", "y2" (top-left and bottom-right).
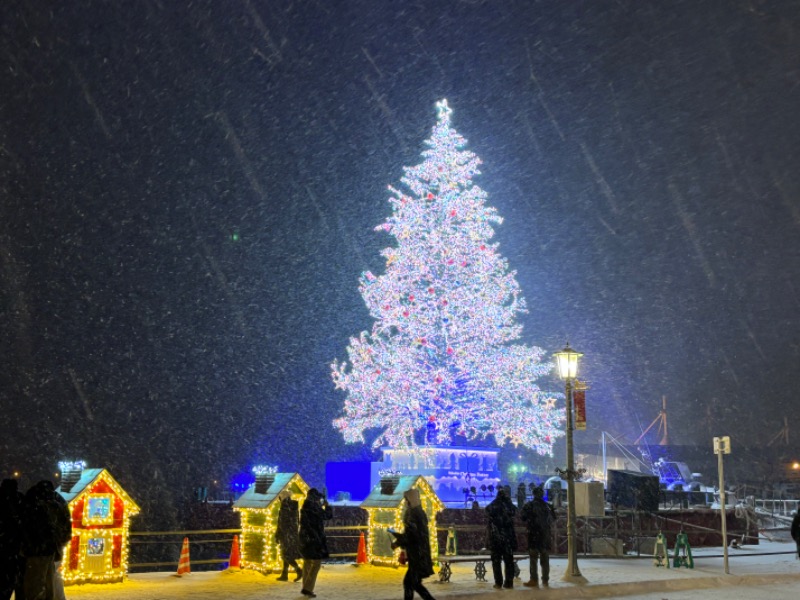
[
  {"x1": 275, "y1": 490, "x2": 302, "y2": 582},
  {"x1": 299, "y1": 488, "x2": 332, "y2": 598},
  {"x1": 21, "y1": 480, "x2": 71, "y2": 600},
  {"x1": 520, "y1": 486, "x2": 556, "y2": 588},
  {"x1": 390, "y1": 488, "x2": 436, "y2": 600},
  {"x1": 0, "y1": 479, "x2": 24, "y2": 600},
  {"x1": 485, "y1": 487, "x2": 517, "y2": 589}
]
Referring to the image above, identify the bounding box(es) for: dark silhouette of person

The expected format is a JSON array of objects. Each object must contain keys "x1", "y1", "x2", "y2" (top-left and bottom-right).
[
  {"x1": 21, "y1": 480, "x2": 71, "y2": 600},
  {"x1": 791, "y1": 510, "x2": 800, "y2": 559},
  {"x1": 275, "y1": 491, "x2": 302, "y2": 582},
  {"x1": 0, "y1": 479, "x2": 24, "y2": 600},
  {"x1": 520, "y1": 486, "x2": 556, "y2": 588},
  {"x1": 485, "y1": 487, "x2": 517, "y2": 589},
  {"x1": 299, "y1": 488, "x2": 332, "y2": 598},
  {"x1": 391, "y1": 488, "x2": 436, "y2": 600}
]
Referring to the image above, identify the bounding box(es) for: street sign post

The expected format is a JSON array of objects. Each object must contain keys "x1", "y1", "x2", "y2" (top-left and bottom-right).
[{"x1": 713, "y1": 435, "x2": 731, "y2": 574}]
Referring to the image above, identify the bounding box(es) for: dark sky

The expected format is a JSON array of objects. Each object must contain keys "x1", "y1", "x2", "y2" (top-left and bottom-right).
[{"x1": 2, "y1": 1, "x2": 799, "y2": 512}]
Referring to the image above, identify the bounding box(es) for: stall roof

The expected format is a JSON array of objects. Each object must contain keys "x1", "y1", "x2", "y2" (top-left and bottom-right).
[
  {"x1": 55, "y1": 468, "x2": 139, "y2": 512},
  {"x1": 361, "y1": 475, "x2": 442, "y2": 510},
  {"x1": 233, "y1": 472, "x2": 307, "y2": 510}
]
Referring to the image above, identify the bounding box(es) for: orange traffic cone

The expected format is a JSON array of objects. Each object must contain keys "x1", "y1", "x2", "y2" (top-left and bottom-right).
[
  {"x1": 176, "y1": 537, "x2": 191, "y2": 576},
  {"x1": 229, "y1": 535, "x2": 241, "y2": 569},
  {"x1": 356, "y1": 532, "x2": 367, "y2": 565}
]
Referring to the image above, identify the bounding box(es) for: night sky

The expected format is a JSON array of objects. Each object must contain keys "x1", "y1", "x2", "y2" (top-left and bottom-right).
[{"x1": 2, "y1": 1, "x2": 799, "y2": 518}]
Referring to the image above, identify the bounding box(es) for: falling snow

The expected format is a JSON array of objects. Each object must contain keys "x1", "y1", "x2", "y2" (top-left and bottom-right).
[{"x1": 0, "y1": 1, "x2": 799, "y2": 530}]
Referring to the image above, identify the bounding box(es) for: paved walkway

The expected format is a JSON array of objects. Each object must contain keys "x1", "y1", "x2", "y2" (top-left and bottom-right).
[{"x1": 61, "y1": 541, "x2": 800, "y2": 600}]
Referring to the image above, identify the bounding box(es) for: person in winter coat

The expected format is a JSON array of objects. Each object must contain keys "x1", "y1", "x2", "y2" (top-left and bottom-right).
[
  {"x1": 485, "y1": 488, "x2": 517, "y2": 589},
  {"x1": 520, "y1": 486, "x2": 557, "y2": 588},
  {"x1": 791, "y1": 510, "x2": 800, "y2": 559},
  {"x1": 390, "y1": 488, "x2": 436, "y2": 600},
  {"x1": 0, "y1": 479, "x2": 24, "y2": 600},
  {"x1": 275, "y1": 491, "x2": 302, "y2": 582},
  {"x1": 21, "y1": 480, "x2": 72, "y2": 600},
  {"x1": 51, "y1": 492, "x2": 71, "y2": 600},
  {"x1": 298, "y1": 488, "x2": 332, "y2": 598}
]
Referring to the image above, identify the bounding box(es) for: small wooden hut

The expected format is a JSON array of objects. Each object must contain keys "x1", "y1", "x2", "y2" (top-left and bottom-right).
[
  {"x1": 56, "y1": 461, "x2": 140, "y2": 584},
  {"x1": 360, "y1": 474, "x2": 444, "y2": 567},
  {"x1": 232, "y1": 469, "x2": 310, "y2": 573}
]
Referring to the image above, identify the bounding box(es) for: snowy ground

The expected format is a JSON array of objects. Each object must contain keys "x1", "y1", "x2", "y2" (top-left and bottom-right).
[{"x1": 57, "y1": 541, "x2": 800, "y2": 600}]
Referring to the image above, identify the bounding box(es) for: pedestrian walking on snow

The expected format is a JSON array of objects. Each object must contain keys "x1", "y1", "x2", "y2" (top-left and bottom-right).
[
  {"x1": 299, "y1": 488, "x2": 332, "y2": 598},
  {"x1": 390, "y1": 488, "x2": 436, "y2": 600},
  {"x1": 275, "y1": 491, "x2": 302, "y2": 582},
  {"x1": 791, "y1": 510, "x2": 800, "y2": 559},
  {"x1": 520, "y1": 486, "x2": 556, "y2": 588},
  {"x1": 485, "y1": 488, "x2": 517, "y2": 589}
]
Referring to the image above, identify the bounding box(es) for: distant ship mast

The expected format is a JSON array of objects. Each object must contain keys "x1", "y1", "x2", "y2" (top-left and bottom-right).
[{"x1": 635, "y1": 395, "x2": 669, "y2": 446}]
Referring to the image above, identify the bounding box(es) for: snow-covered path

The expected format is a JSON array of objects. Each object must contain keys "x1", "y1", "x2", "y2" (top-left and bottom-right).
[{"x1": 60, "y1": 541, "x2": 800, "y2": 600}]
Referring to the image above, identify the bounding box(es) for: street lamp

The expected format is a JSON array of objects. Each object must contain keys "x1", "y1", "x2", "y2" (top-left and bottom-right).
[{"x1": 554, "y1": 343, "x2": 587, "y2": 584}]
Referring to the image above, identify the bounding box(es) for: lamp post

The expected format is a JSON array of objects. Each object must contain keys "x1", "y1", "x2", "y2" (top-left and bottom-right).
[{"x1": 554, "y1": 343, "x2": 587, "y2": 584}]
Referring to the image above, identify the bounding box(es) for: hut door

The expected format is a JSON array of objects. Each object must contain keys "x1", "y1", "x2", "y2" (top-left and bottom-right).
[{"x1": 85, "y1": 537, "x2": 106, "y2": 573}]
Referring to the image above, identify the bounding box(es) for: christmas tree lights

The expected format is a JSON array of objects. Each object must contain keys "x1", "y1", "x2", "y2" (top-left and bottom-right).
[{"x1": 332, "y1": 100, "x2": 564, "y2": 454}]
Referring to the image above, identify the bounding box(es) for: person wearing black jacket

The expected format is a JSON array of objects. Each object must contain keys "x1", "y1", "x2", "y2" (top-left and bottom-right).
[
  {"x1": 520, "y1": 486, "x2": 557, "y2": 588},
  {"x1": 275, "y1": 491, "x2": 302, "y2": 582},
  {"x1": 299, "y1": 488, "x2": 332, "y2": 598},
  {"x1": 0, "y1": 479, "x2": 24, "y2": 600},
  {"x1": 485, "y1": 488, "x2": 517, "y2": 589},
  {"x1": 391, "y1": 488, "x2": 436, "y2": 600},
  {"x1": 21, "y1": 481, "x2": 72, "y2": 600},
  {"x1": 791, "y1": 510, "x2": 800, "y2": 559}
]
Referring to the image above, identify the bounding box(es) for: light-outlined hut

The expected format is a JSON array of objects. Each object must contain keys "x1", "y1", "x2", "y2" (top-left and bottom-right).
[
  {"x1": 360, "y1": 474, "x2": 444, "y2": 567},
  {"x1": 55, "y1": 461, "x2": 140, "y2": 584},
  {"x1": 232, "y1": 467, "x2": 310, "y2": 573}
]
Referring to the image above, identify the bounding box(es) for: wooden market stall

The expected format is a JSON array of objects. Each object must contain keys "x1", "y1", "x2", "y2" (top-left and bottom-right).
[
  {"x1": 56, "y1": 462, "x2": 140, "y2": 584},
  {"x1": 360, "y1": 474, "x2": 444, "y2": 567},
  {"x1": 232, "y1": 469, "x2": 310, "y2": 573}
]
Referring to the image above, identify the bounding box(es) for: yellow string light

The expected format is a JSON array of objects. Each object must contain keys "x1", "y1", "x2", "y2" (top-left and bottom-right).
[
  {"x1": 233, "y1": 473, "x2": 310, "y2": 573},
  {"x1": 60, "y1": 469, "x2": 139, "y2": 585}
]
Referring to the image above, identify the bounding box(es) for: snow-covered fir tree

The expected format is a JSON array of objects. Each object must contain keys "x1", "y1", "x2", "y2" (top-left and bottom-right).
[{"x1": 331, "y1": 100, "x2": 564, "y2": 455}]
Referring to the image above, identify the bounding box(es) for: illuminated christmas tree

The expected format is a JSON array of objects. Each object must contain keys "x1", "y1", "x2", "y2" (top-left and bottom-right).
[{"x1": 331, "y1": 100, "x2": 564, "y2": 455}]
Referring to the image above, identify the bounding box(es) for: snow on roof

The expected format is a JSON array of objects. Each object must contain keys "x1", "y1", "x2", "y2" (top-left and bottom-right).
[
  {"x1": 360, "y1": 475, "x2": 443, "y2": 510},
  {"x1": 55, "y1": 468, "x2": 139, "y2": 512},
  {"x1": 233, "y1": 473, "x2": 308, "y2": 510}
]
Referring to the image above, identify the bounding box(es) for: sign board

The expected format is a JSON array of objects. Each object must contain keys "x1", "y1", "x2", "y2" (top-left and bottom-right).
[
  {"x1": 573, "y1": 381, "x2": 588, "y2": 431},
  {"x1": 713, "y1": 436, "x2": 731, "y2": 455}
]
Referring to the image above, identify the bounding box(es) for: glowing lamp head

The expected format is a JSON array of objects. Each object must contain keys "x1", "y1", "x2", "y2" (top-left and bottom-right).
[{"x1": 554, "y1": 343, "x2": 582, "y2": 380}]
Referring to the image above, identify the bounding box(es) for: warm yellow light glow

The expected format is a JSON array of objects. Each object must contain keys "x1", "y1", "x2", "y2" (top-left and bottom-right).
[
  {"x1": 233, "y1": 473, "x2": 310, "y2": 574},
  {"x1": 61, "y1": 469, "x2": 139, "y2": 586},
  {"x1": 364, "y1": 478, "x2": 444, "y2": 568},
  {"x1": 792, "y1": 462, "x2": 800, "y2": 470},
  {"x1": 554, "y1": 344, "x2": 582, "y2": 380}
]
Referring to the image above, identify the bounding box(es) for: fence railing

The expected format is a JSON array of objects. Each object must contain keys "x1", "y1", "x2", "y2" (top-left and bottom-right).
[{"x1": 128, "y1": 504, "x2": 795, "y2": 571}]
